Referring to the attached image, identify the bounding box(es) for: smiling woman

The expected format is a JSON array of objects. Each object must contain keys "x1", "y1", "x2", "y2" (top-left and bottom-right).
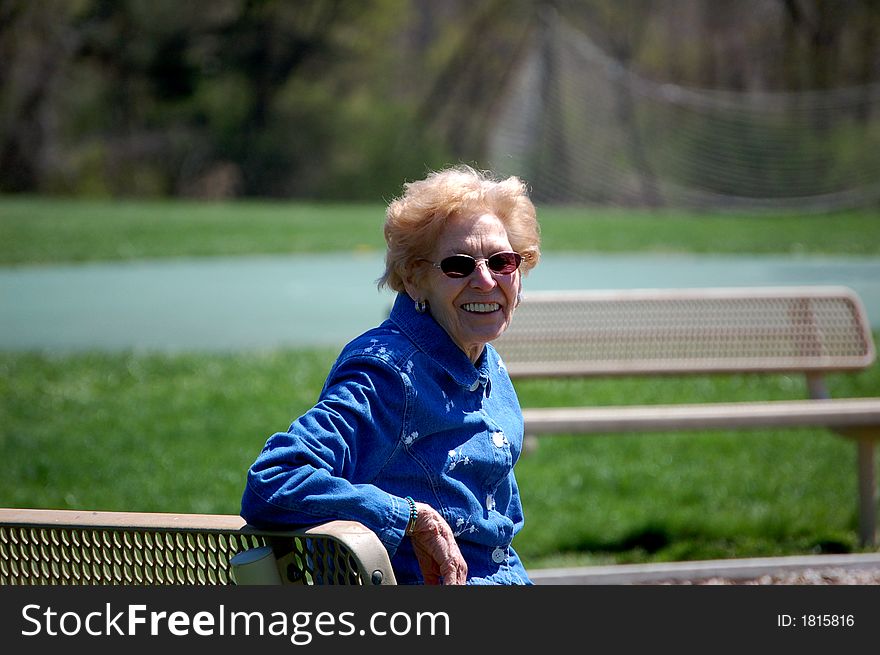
[
  {"x1": 403, "y1": 213, "x2": 522, "y2": 361},
  {"x1": 379, "y1": 166, "x2": 540, "y2": 362},
  {"x1": 240, "y1": 165, "x2": 542, "y2": 585}
]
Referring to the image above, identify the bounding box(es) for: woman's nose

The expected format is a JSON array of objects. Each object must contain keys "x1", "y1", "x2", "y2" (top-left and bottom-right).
[{"x1": 469, "y1": 260, "x2": 497, "y2": 289}]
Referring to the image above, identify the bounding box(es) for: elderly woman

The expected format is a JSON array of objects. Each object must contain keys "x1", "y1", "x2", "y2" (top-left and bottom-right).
[{"x1": 240, "y1": 165, "x2": 541, "y2": 584}]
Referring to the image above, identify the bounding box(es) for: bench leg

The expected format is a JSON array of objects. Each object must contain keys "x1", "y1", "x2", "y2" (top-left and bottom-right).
[{"x1": 857, "y1": 437, "x2": 878, "y2": 549}]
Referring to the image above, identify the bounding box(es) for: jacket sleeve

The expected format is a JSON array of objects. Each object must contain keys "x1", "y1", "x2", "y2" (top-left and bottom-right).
[{"x1": 240, "y1": 354, "x2": 412, "y2": 554}]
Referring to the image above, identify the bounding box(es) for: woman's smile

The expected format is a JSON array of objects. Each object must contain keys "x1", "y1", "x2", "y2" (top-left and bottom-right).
[{"x1": 461, "y1": 301, "x2": 502, "y2": 313}]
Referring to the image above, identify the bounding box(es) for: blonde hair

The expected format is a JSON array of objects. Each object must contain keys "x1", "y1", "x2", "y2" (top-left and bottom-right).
[{"x1": 377, "y1": 165, "x2": 541, "y2": 292}]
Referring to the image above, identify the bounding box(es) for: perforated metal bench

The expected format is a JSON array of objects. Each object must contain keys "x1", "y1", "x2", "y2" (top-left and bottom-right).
[
  {"x1": 493, "y1": 285, "x2": 880, "y2": 547},
  {"x1": 0, "y1": 508, "x2": 396, "y2": 585}
]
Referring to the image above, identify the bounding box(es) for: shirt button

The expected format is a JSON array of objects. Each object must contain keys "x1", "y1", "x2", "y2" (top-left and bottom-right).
[
  {"x1": 468, "y1": 380, "x2": 480, "y2": 392},
  {"x1": 491, "y1": 547, "x2": 507, "y2": 564},
  {"x1": 492, "y1": 431, "x2": 506, "y2": 447}
]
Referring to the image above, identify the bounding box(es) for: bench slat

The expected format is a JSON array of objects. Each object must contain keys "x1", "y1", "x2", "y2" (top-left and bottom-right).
[
  {"x1": 522, "y1": 397, "x2": 880, "y2": 434},
  {"x1": 0, "y1": 508, "x2": 248, "y2": 531}
]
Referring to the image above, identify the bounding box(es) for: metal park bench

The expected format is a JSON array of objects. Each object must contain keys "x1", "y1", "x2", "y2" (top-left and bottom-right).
[
  {"x1": 493, "y1": 286, "x2": 880, "y2": 547},
  {"x1": 0, "y1": 508, "x2": 396, "y2": 585}
]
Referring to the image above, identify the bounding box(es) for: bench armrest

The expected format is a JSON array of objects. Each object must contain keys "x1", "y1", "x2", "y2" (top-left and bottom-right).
[{"x1": 239, "y1": 520, "x2": 397, "y2": 586}]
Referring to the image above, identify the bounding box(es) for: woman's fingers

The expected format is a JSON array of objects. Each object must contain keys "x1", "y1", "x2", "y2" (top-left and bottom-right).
[{"x1": 409, "y1": 502, "x2": 468, "y2": 585}]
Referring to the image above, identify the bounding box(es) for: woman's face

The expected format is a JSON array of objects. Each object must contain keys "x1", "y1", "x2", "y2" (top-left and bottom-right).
[{"x1": 406, "y1": 212, "x2": 521, "y2": 362}]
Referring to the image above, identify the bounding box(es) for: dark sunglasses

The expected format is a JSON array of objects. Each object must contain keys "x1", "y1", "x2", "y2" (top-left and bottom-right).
[{"x1": 431, "y1": 251, "x2": 522, "y2": 278}]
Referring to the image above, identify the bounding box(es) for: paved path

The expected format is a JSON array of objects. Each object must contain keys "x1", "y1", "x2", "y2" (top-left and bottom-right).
[
  {"x1": 528, "y1": 552, "x2": 880, "y2": 584},
  {"x1": 2, "y1": 252, "x2": 879, "y2": 351}
]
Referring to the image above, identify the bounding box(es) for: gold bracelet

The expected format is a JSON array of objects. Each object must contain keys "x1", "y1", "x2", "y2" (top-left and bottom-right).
[{"x1": 404, "y1": 496, "x2": 418, "y2": 535}]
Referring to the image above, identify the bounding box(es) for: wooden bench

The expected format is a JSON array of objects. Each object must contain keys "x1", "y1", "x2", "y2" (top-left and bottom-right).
[
  {"x1": 493, "y1": 285, "x2": 880, "y2": 547},
  {"x1": 0, "y1": 508, "x2": 396, "y2": 585}
]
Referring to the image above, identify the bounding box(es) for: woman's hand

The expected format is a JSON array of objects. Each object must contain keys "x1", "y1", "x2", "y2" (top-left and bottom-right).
[{"x1": 408, "y1": 502, "x2": 468, "y2": 585}]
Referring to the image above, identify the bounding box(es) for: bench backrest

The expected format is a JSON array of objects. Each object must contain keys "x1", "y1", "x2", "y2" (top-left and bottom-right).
[
  {"x1": 494, "y1": 286, "x2": 876, "y2": 380},
  {"x1": 0, "y1": 508, "x2": 396, "y2": 585}
]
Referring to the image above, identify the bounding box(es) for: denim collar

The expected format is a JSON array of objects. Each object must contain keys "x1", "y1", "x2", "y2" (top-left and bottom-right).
[{"x1": 389, "y1": 293, "x2": 490, "y2": 392}]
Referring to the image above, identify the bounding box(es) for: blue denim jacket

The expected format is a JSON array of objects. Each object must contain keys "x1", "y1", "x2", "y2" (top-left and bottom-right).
[{"x1": 241, "y1": 292, "x2": 532, "y2": 584}]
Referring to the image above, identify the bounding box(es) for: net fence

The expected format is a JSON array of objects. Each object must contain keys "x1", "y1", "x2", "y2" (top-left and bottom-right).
[{"x1": 487, "y1": 12, "x2": 880, "y2": 212}]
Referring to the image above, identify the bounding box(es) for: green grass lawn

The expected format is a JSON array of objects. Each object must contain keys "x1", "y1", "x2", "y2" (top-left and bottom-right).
[
  {"x1": 2, "y1": 349, "x2": 877, "y2": 570},
  {"x1": 512, "y1": 366, "x2": 880, "y2": 566},
  {"x1": 1, "y1": 195, "x2": 879, "y2": 265},
  {"x1": 1, "y1": 194, "x2": 879, "y2": 569},
  {"x1": 0, "y1": 349, "x2": 335, "y2": 515}
]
